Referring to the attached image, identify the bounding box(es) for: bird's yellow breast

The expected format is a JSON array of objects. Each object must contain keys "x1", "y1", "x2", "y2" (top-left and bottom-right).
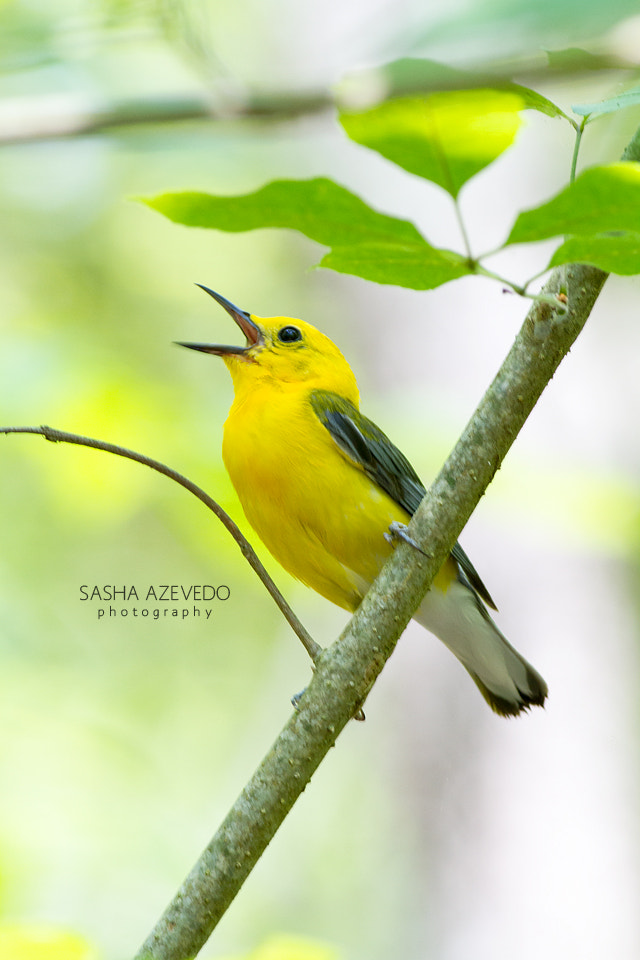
[{"x1": 222, "y1": 379, "x2": 408, "y2": 611}]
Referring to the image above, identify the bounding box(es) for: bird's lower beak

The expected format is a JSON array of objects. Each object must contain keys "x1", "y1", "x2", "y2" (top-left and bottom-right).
[{"x1": 177, "y1": 285, "x2": 263, "y2": 356}]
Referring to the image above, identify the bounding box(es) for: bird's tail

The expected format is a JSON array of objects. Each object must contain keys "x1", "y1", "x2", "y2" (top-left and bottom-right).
[{"x1": 415, "y1": 579, "x2": 548, "y2": 717}]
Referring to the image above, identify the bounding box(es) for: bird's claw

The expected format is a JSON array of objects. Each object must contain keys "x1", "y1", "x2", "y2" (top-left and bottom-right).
[
  {"x1": 384, "y1": 521, "x2": 429, "y2": 557},
  {"x1": 291, "y1": 688, "x2": 306, "y2": 711}
]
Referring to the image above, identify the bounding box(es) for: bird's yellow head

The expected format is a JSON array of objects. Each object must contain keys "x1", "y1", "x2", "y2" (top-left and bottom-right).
[{"x1": 178, "y1": 285, "x2": 359, "y2": 403}]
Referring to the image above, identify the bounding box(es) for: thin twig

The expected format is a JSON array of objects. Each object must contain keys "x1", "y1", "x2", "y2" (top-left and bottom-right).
[{"x1": 0, "y1": 424, "x2": 321, "y2": 662}]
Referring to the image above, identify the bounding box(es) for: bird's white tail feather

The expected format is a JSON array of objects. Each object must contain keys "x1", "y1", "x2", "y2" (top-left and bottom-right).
[{"x1": 415, "y1": 580, "x2": 547, "y2": 717}]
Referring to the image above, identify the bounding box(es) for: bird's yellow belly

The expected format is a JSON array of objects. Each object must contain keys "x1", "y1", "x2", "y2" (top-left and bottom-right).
[
  {"x1": 221, "y1": 395, "x2": 406, "y2": 610},
  {"x1": 222, "y1": 387, "x2": 456, "y2": 612}
]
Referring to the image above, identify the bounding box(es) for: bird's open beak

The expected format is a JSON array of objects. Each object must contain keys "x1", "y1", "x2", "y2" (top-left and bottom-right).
[{"x1": 177, "y1": 285, "x2": 263, "y2": 356}]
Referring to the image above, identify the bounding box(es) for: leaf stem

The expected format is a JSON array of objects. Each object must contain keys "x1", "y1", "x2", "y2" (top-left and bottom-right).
[
  {"x1": 570, "y1": 115, "x2": 588, "y2": 183},
  {"x1": 473, "y1": 263, "x2": 525, "y2": 293},
  {"x1": 453, "y1": 197, "x2": 474, "y2": 261},
  {"x1": 472, "y1": 265, "x2": 567, "y2": 309}
]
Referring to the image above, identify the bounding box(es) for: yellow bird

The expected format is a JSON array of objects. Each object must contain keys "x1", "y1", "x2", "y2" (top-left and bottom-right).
[{"x1": 180, "y1": 286, "x2": 547, "y2": 717}]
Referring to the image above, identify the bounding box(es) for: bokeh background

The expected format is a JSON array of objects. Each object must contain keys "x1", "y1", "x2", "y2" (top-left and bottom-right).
[{"x1": 2, "y1": 1, "x2": 640, "y2": 958}]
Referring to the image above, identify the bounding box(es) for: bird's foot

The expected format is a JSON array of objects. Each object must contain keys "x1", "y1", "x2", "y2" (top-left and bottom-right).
[
  {"x1": 384, "y1": 521, "x2": 430, "y2": 557},
  {"x1": 291, "y1": 688, "x2": 306, "y2": 711}
]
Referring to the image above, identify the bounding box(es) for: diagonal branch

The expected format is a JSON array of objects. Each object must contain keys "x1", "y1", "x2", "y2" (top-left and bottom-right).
[
  {"x1": 132, "y1": 111, "x2": 640, "y2": 956},
  {"x1": 6, "y1": 126, "x2": 636, "y2": 960},
  {"x1": 133, "y1": 257, "x2": 608, "y2": 960}
]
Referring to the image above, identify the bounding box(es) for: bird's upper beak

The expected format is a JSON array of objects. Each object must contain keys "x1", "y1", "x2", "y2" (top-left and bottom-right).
[{"x1": 177, "y1": 285, "x2": 263, "y2": 356}]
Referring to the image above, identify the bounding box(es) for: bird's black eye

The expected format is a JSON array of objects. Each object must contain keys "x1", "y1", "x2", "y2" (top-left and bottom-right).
[{"x1": 277, "y1": 325, "x2": 303, "y2": 343}]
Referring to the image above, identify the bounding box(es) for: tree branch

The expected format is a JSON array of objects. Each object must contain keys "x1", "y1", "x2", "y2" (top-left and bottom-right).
[
  {"x1": 0, "y1": 48, "x2": 629, "y2": 146},
  {"x1": 133, "y1": 257, "x2": 609, "y2": 959},
  {"x1": 5, "y1": 125, "x2": 634, "y2": 960},
  {"x1": 132, "y1": 110, "x2": 640, "y2": 955}
]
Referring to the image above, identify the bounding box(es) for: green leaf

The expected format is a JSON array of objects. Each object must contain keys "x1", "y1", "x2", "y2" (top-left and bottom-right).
[
  {"x1": 339, "y1": 88, "x2": 525, "y2": 197},
  {"x1": 142, "y1": 177, "x2": 470, "y2": 289},
  {"x1": 548, "y1": 233, "x2": 640, "y2": 274},
  {"x1": 141, "y1": 177, "x2": 423, "y2": 248},
  {"x1": 545, "y1": 47, "x2": 619, "y2": 71},
  {"x1": 507, "y1": 83, "x2": 569, "y2": 120},
  {"x1": 339, "y1": 59, "x2": 567, "y2": 121},
  {"x1": 507, "y1": 163, "x2": 640, "y2": 243},
  {"x1": 321, "y1": 242, "x2": 470, "y2": 290},
  {"x1": 572, "y1": 85, "x2": 640, "y2": 118},
  {"x1": 507, "y1": 163, "x2": 640, "y2": 277},
  {"x1": 360, "y1": 57, "x2": 471, "y2": 97}
]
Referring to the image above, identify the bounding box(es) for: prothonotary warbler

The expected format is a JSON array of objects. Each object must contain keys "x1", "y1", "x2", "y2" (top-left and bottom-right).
[{"x1": 179, "y1": 285, "x2": 548, "y2": 717}]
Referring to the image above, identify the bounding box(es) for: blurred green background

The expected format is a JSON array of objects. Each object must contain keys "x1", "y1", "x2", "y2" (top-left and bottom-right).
[{"x1": 2, "y1": 1, "x2": 640, "y2": 959}]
